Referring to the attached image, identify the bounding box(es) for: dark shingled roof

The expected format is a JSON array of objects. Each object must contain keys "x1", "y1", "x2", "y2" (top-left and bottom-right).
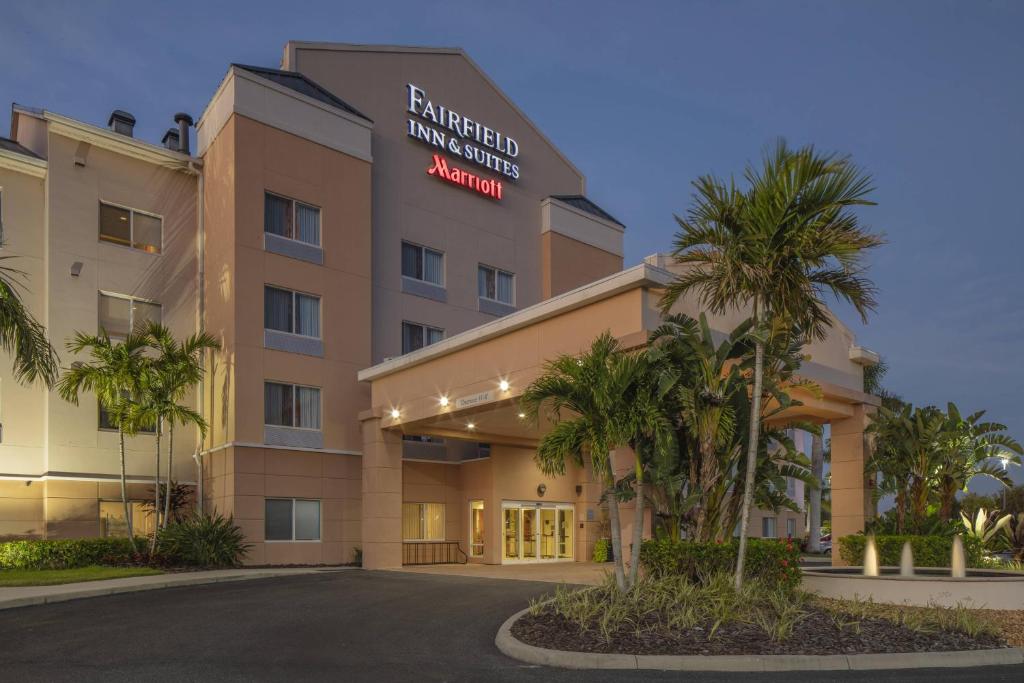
[
  {"x1": 233, "y1": 64, "x2": 372, "y2": 123},
  {"x1": 549, "y1": 195, "x2": 624, "y2": 227},
  {"x1": 0, "y1": 136, "x2": 42, "y2": 160}
]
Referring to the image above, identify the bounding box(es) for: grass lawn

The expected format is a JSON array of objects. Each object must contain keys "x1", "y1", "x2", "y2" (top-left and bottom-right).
[{"x1": 0, "y1": 566, "x2": 163, "y2": 587}]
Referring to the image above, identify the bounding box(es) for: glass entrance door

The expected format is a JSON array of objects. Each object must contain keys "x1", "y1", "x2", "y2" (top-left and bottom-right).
[{"x1": 501, "y1": 502, "x2": 575, "y2": 562}]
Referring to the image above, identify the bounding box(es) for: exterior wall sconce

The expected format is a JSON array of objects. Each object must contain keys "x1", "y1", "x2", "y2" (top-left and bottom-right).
[
  {"x1": 498, "y1": 379, "x2": 509, "y2": 392},
  {"x1": 70, "y1": 261, "x2": 84, "y2": 277},
  {"x1": 537, "y1": 483, "x2": 547, "y2": 497}
]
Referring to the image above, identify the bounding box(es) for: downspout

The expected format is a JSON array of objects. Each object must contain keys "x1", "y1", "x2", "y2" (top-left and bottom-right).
[{"x1": 190, "y1": 160, "x2": 205, "y2": 513}]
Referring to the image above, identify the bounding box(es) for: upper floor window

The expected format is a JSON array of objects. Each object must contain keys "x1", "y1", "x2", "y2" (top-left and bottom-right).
[
  {"x1": 99, "y1": 202, "x2": 162, "y2": 254},
  {"x1": 98, "y1": 292, "x2": 161, "y2": 340},
  {"x1": 401, "y1": 241, "x2": 444, "y2": 286},
  {"x1": 264, "y1": 381, "x2": 321, "y2": 430},
  {"x1": 264, "y1": 286, "x2": 320, "y2": 339},
  {"x1": 478, "y1": 264, "x2": 514, "y2": 306},
  {"x1": 401, "y1": 321, "x2": 443, "y2": 354},
  {"x1": 265, "y1": 192, "x2": 320, "y2": 247}
]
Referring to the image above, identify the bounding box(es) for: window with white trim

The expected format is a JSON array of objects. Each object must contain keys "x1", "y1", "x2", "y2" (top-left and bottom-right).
[
  {"x1": 264, "y1": 192, "x2": 320, "y2": 247},
  {"x1": 786, "y1": 518, "x2": 795, "y2": 538},
  {"x1": 264, "y1": 382, "x2": 321, "y2": 430},
  {"x1": 762, "y1": 516, "x2": 777, "y2": 538},
  {"x1": 265, "y1": 498, "x2": 321, "y2": 541},
  {"x1": 403, "y1": 502, "x2": 445, "y2": 541},
  {"x1": 401, "y1": 241, "x2": 444, "y2": 286},
  {"x1": 98, "y1": 292, "x2": 161, "y2": 340},
  {"x1": 264, "y1": 286, "x2": 320, "y2": 338},
  {"x1": 99, "y1": 202, "x2": 162, "y2": 253},
  {"x1": 478, "y1": 264, "x2": 514, "y2": 305},
  {"x1": 401, "y1": 321, "x2": 443, "y2": 354}
]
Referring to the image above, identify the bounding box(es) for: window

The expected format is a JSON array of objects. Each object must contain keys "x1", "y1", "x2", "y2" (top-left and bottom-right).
[
  {"x1": 401, "y1": 241, "x2": 444, "y2": 286},
  {"x1": 98, "y1": 292, "x2": 161, "y2": 339},
  {"x1": 761, "y1": 516, "x2": 777, "y2": 538},
  {"x1": 469, "y1": 500, "x2": 484, "y2": 557},
  {"x1": 401, "y1": 321, "x2": 443, "y2": 354},
  {"x1": 100, "y1": 500, "x2": 155, "y2": 537},
  {"x1": 478, "y1": 265, "x2": 514, "y2": 305},
  {"x1": 265, "y1": 192, "x2": 320, "y2": 246},
  {"x1": 403, "y1": 502, "x2": 445, "y2": 541},
  {"x1": 264, "y1": 382, "x2": 321, "y2": 430},
  {"x1": 99, "y1": 202, "x2": 162, "y2": 253},
  {"x1": 265, "y1": 499, "x2": 321, "y2": 541},
  {"x1": 786, "y1": 518, "x2": 795, "y2": 538},
  {"x1": 264, "y1": 286, "x2": 320, "y2": 338}
]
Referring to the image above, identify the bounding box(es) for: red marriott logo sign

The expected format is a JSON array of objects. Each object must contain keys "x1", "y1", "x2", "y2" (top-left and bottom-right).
[{"x1": 426, "y1": 154, "x2": 503, "y2": 200}]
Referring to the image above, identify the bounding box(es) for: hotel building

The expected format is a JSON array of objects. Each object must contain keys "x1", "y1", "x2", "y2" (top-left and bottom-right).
[{"x1": 0, "y1": 43, "x2": 876, "y2": 568}]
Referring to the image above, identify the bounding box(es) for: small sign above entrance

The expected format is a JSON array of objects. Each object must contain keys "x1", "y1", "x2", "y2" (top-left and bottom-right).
[{"x1": 455, "y1": 390, "x2": 494, "y2": 410}]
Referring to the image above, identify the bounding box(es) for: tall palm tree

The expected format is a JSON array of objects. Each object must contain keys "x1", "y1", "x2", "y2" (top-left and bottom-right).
[
  {"x1": 521, "y1": 332, "x2": 673, "y2": 590},
  {"x1": 0, "y1": 255, "x2": 58, "y2": 386},
  {"x1": 57, "y1": 331, "x2": 150, "y2": 552},
  {"x1": 660, "y1": 140, "x2": 883, "y2": 587},
  {"x1": 139, "y1": 322, "x2": 219, "y2": 543}
]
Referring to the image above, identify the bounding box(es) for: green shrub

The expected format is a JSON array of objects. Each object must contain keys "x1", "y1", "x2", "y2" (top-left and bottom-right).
[
  {"x1": 838, "y1": 534, "x2": 984, "y2": 568},
  {"x1": 592, "y1": 538, "x2": 611, "y2": 563},
  {"x1": 157, "y1": 513, "x2": 249, "y2": 567},
  {"x1": 639, "y1": 538, "x2": 802, "y2": 590},
  {"x1": 0, "y1": 537, "x2": 142, "y2": 570}
]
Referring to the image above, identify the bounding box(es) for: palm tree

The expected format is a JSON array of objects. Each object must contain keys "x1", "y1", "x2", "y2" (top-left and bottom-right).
[
  {"x1": 520, "y1": 332, "x2": 674, "y2": 590},
  {"x1": 0, "y1": 255, "x2": 58, "y2": 385},
  {"x1": 139, "y1": 323, "x2": 219, "y2": 543},
  {"x1": 660, "y1": 140, "x2": 883, "y2": 587},
  {"x1": 56, "y1": 331, "x2": 150, "y2": 552}
]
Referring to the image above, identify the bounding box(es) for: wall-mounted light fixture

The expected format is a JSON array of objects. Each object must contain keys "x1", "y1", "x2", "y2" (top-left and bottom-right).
[
  {"x1": 390, "y1": 408, "x2": 400, "y2": 420},
  {"x1": 439, "y1": 395, "x2": 449, "y2": 408},
  {"x1": 498, "y1": 379, "x2": 510, "y2": 392},
  {"x1": 70, "y1": 262, "x2": 84, "y2": 277},
  {"x1": 537, "y1": 483, "x2": 547, "y2": 497},
  {"x1": 466, "y1": 422, "x2": 476, "y2": 430}
]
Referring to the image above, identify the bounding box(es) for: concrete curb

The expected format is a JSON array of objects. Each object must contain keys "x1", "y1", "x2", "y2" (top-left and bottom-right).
[
  {"x1": 495, "y1": 607, "x2": 1024, "y2": 671},
  {"x1": 0, "y1": 568, "x2": 348, "y2": 611}
]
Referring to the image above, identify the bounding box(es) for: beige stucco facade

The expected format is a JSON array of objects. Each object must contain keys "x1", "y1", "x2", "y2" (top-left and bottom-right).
[{"x1": 1, "y1": 42, "x2": 875, "y2": 571}]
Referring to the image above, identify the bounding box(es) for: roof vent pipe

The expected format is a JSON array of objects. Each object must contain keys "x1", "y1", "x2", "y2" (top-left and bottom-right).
[
  {"x1": 174, "y1": 112, "x2": 193, "y2": 155},
  {"x1": 108, "y1": 110, "x2": 136, "y2": 137},
  {"x1": 161, "y1": 128, "x2": 180, "y2": 151}
]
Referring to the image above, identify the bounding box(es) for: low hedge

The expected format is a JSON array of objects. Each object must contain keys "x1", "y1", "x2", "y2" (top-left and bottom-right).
[
  {"x1": 639, "y1": 538, "x2": 802, "y2": 590},
  {"x1": 838, "y1": 534, "x2": 984, "y2": 568},
  {"x1": 0, "y1": 537, "x2": 143, "y2": 570}
]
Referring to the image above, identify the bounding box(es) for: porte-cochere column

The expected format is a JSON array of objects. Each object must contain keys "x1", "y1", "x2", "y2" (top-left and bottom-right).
[
  {"x1": 359, "y1": 412, "x2": 403, "y2": 569},
  {"x1": 828, "y1": 403, "x2": 875, "y2": 566}
]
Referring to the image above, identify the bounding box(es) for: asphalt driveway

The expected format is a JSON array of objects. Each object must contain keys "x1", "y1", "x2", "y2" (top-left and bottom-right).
[{"x1": 0, "y1": 570, "x2": 1020, "y2": 682}]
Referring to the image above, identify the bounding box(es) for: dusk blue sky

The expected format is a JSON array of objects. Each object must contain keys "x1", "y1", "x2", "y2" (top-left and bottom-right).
[{"x1": 2, "y1": 1, "x2": 1022, "y2": 490}]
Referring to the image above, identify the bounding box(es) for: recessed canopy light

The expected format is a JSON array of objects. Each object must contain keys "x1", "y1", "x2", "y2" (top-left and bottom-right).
[
  {"x1": 517, "y1": 412, "x2": 526, "y2": 419},
  {"x1": 499, "y1": 379, "x2": 510, "y2": 392},
  {"x1": 439, "y1": 396, "x2": 449, "y2": 408},
  {"x1": 390, "y1": 408, "x2": 400, "y2": 419},
  {"x1": 467, "y1": 422, "x2": 476, "y2": 430}
]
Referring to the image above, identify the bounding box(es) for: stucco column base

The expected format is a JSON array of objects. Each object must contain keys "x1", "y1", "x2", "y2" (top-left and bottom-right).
[
  {"x1": 829, "y1": 404, "x2": 874, "y2": 566},
  {"x1": 360, "y1": 414, "x2": 403, "y2": 570}
]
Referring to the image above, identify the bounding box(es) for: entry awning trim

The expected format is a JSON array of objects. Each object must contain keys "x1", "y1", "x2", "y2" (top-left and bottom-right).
[{"x1": 358, "y1": 263, "x2": 672, "y2": 382}]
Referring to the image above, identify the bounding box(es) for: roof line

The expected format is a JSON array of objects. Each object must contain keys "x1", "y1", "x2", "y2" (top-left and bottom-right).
[
  {"x1": 284, "y1": 41, "x2": 587, "y2": 189},
  {"x1": 231, "y1": 63, "x2": 373, "y2": 122}
]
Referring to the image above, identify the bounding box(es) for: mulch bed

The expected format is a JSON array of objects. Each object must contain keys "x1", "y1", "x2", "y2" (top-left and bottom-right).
[{"x1": 511, "y1": 606, "x2": 1008, "y2": 656}]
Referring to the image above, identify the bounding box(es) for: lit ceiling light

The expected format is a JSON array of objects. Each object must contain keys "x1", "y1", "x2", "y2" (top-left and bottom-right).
[
  {"x1": 390, "y1": 408, "x2": 400, "y2": 419},
  {"x1": 439, "y1": 396, "x2": 449, "y2": 408},
  {"x1": 467, "y1": 422, "x2": 476, "y2": 430},
  {"x1": 517, "y1": 412, "x2": 526, "y2": 419},
  {"x1": 498, "y1": 379, "x2": 510, "y2": 392}
]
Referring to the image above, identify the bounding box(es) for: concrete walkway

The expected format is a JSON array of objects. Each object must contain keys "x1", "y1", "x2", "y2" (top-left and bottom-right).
[
  {"x1": 392, "y1": 561, "x2": 610, "y2": 585},
  {"x1": 0, "y1": 566, "x2": 347, "y2": 610}
]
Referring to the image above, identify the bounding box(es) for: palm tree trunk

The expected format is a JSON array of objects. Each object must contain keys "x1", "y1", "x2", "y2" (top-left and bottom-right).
[
  {"x1": 606, "y1": 475, "x2": 627, "y2": 592},
  {"x1": 119, "y1": 426, "x2": 138, "y2": 554},
  {"x1": 734, "y1": 305, "x2": 765, "y2": 591},
  {"x1": 151, "y1": 419, "x2": 162, "y2": 554},
  {"x1": 163, "y1": 423, "x2": 174, "y2": 529},
  {"x1": 629, "y1": 473, "x2": 644, "y2": 587},
  {"x1": 808, "y1": 433, "x2": 824, "y2": 553}
]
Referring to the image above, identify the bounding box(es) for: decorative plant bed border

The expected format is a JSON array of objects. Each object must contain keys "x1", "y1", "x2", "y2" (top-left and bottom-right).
[{"x1": 495, "y1": 607, "x2": 1024, "y2": 672}]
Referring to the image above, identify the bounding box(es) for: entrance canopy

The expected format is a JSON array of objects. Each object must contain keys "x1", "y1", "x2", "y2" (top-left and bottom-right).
[{"x1": 356, "y1": 259, "x2": 880, "y2": 569}]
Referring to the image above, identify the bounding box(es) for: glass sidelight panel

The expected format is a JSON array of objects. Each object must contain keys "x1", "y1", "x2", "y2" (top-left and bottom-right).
[
  {"x1": 558, "y1": 508, "x2": 574, "y2": 559},
  {"x1": 522, "y1": 508, "x2": 537, "y2": 559},
  {"x1": 503, "y1": 508, "x2": 520, "y2": 560},
  {"x1": 539, "y1": 508, "x2": 556, "y2": 559},
  {"x1": 470, "y1": 501, "x2": 485, "y2": 557}
]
